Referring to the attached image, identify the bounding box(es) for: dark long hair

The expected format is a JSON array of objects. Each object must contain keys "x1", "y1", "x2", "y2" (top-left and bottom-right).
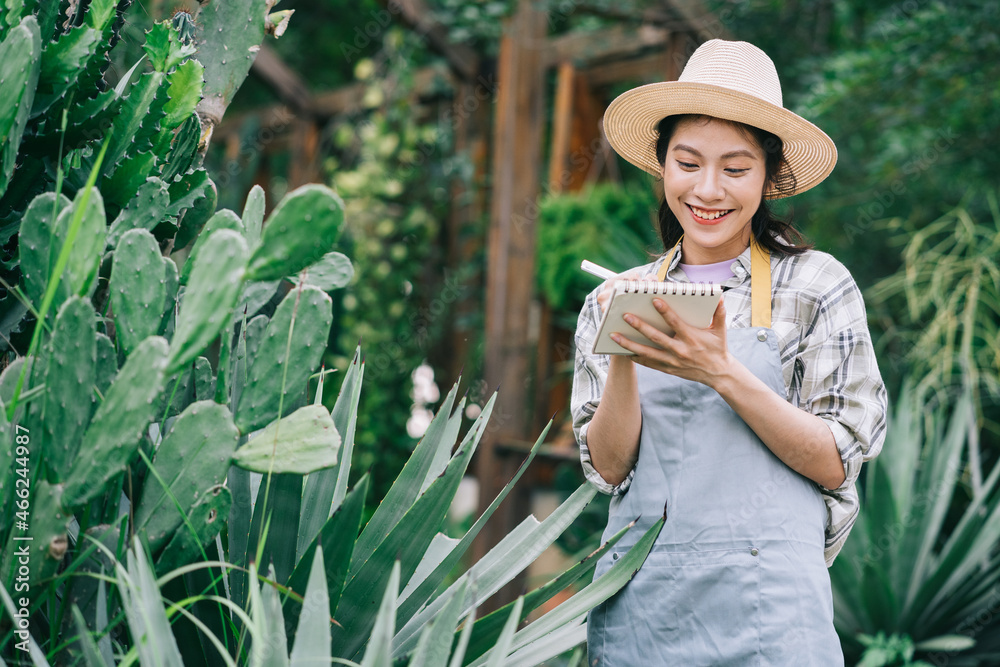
[{"x1": 653, "y1": 114, "x2": 811, "y2": 256}]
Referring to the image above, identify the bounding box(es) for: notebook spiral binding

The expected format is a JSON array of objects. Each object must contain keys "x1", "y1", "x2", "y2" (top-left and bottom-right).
[{"x1": 623, "y1": 280, "x2": 717, "y2": 296}]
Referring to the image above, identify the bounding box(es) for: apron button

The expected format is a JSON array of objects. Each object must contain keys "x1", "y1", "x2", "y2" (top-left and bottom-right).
[
  {"x1": 750, "y1": 547, "x2": 759, "y2": 556},
  {"x1": 612, "y1": 552, "x2": 619, "y2": 561},
  {"x1": 756, "y1": 330, "x2": 767, "y2": 342}
]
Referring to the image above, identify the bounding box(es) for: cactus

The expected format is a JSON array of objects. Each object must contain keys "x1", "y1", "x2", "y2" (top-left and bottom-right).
[
  {"x1": 55, "y1": 186, "x2": 107, "y2": 302},
  {"x1": 17, "y1": 191, "x2": 71, "y2": 309},
  {"x1": 234, "y1": 285, "x2": 333, "y2": 433},
  {"x1": 41, "y1": 297, "x2": 96, "y2": 483},
  {"x1": 106, "y1": 177, "x2": 171, "y2": 249},
  {"x1": 110, "y1": 229, "x2": 172, "y2": 356},
  {"x1": 167, "y1": 228, "x2": 249, "y2": 374},
  {"x1": 241, "y1": 183, "x2": 266, "y2": 248},
  {"x1": 232, "y1": 404, "x2": 340, "y2": 474},
  {"x1": 134, "y1": 401, "x2": 239, "y2": 553},
  {"x1": 62, "y1": 336, "x2": 169, "y2": 509},
  {"x1": 155, "y1": 484, "x2": 233, "y2": 574},
  {"x1": 0, "y1": 15, "x2": 40, "y2": 199},
  {"x1": 292, "y1": 250, "x2": 355, "y2": 292},
  {"x1": 179, "y1": 208, "x2": 244, "y2": 284},
  {"x1": 246, "y1": 184, "x2": 346, "y2": 282}
]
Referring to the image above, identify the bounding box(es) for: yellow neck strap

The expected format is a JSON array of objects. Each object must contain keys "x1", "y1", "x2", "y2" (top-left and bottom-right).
[{"x1": 655, "y1": 235, "x2": 772, "y2": 328}]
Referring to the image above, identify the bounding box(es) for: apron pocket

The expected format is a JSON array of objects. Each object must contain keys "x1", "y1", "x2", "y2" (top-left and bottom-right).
[{"x1": 593, "y1": 546, "x2": 762, "y2": 667}]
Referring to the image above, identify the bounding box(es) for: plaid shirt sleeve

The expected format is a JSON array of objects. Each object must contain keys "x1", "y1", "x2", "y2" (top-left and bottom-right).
[
  {"x1": 788, "y1": 254, "x2": 888, "y2": 565},
  {"x1": 571, "y1": 283, "x2": 636, "y2": 495}
]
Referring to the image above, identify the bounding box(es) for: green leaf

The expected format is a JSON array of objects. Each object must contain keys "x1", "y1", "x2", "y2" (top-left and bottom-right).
[
  {"x1": 117, "y1": 537, "x2": 185, "y2": 667},
  {"x1": 32, "y1": 24, "x2": 99, "y2": 117},
  {"x1": 54, "y1": 186, "x2": 107, "y2": 300},
  {"x1": 167, "y1": 229, "x2": 248, "y2": 374},
  {"x1": 110, "y1": 229, "x2": 171, "y2": 356},
  {"x1": 360, "y1": 561, "x2": 400, "y2": 667},
  {"x1": 913, "y1": 635, "x2": 976, "y2": 652},
  {"x1": 246, "y1": 184, "x2": 346, "y2": 282},
  {"x1": 135, "y1": 401, "x2": 239, "y2": 553},
  {"x1": 162, "y1": 58, "x2": 203, "y2": 129},
  {"x1": 101, "y1": 151, "x2": 156, "y2": 210},
  {"x1": 72, "y1": 605, "x2": 112, "y2": 667},
  {"x1": 297, "y1": 347, "x2": 363, "y2": 560},
  {"x1": 104, "y1": 70, "x2": 166, "y2": 174},
  {"x1": 284, "y1": 474, "x2": 369, "y2": 642},
  {"x1": 232, "y1": 404, "x2": 339, "y2": 474},
  {"x1": 192, "y1": 0, "x2": 268, "y2": 118},
  {"x1": 466, "y1": 514, "x2": 665, "y2": 666},
  {"x1": 288, "y1": 547, "x2": 331, "y2": 667},
  {"x1": 143, "y1": 21, "x2": 197, "y2": 73},
  {"x1": 407, "y1": 579, "x2": 469, "y2": 667},
  {"x1": 63, "y1": 336, "x2": 169, "y2": 508},
  {"x1": 107, "y1": 178, "x2": 172, "y2": 249},
  {"x1": 168, "y1": 169, "x2": 217, "y2": 246},
  {"x1": 485, "y1": 596, "x2": 522, "y2": 667},
  {"x1": 0, "y1": 16, "x2": 41, "y2": 199},
  {"x1": 234, "y1": 285, "x2": 332, "y2": 433},
  {"x1": 249, "y1": 563, "x2": 290, "y2": 667},
  {"x1": 291, "y1": 251, "x2": 354, "y2": 292}
]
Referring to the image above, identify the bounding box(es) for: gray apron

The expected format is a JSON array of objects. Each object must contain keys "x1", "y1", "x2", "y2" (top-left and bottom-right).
[{"x1": 586, "y1": 240, "x2": 843, "y2": 666}]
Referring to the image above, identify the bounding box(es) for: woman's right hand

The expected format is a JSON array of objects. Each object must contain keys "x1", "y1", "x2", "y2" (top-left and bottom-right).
[{"x1": 597, "y1": 269, "x2": 655, "y2": 316}]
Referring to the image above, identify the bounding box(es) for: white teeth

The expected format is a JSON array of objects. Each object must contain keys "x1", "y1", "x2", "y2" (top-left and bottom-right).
[{"x1": 690, "y1": 206, "x2": 731, "y2": 220}]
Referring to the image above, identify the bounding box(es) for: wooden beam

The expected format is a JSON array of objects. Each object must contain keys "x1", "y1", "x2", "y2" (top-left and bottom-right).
[
  {"x1": 584, "y1": 48, "x2": 676, "y2": 87},
  {"x1": 542, "y1": 24, "x2": 670, "y2": 68},
  {"x1": 475, "y1": 0, "x2": 548, "y2": 588},
  {"x1": 250, "y1": 44, "x2": 313, "y2": 113}
]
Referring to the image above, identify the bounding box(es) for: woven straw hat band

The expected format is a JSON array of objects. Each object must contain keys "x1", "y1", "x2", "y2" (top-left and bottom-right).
[{"x1": 602, "y1": 39, "x2": 837, "y2": 199}]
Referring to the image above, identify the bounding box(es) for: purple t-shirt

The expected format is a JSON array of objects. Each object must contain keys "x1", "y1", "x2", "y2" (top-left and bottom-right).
[{"x1": 678, "y1": 259, "x2": 737, "y2": 283}]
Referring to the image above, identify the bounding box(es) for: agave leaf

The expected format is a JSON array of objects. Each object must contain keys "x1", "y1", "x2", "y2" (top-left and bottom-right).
[
  {"x1": 118, "y1": 537, "x2": 184, "y2": 667},
  {"x1": 503, "y1": 618, "x2": 587, "y2": 667},
  {"x1": 467, "y1": 514, "x2": 664, "y2": 666},
  {"x1": 0, "y1": 584, "x2": 50, "y2": 665},
  {"x1": 247, "y1": 471, "x2": 301, "y2": 586},
  {"x1": 284, "y1": 475, "x2": 369, "y2": 646},
  {"x1": 333, "y1": 404, "x2": 485, "y2": 660},
  {"x1": 461, "y1": 517, "x2": 633, "y2": 663},
  {"x1": 447, "y1": 609, "x2": 476, "y2": 667},
  {"x1": 72, "y1": 605, "x2": 112, "y2": 667},
  {"x1": 360, "y1": 561, "x2": 401, "y2": 667},
  {"x1": 485, "y1": 595, "x2": 523, "y2": 667},
  {"x1": 407, "y1": 579, "x2": 468, "y2": 667},
  {"x1": 233, "y1": 405, "x2": 339, "y2": 475},
  {"x1": 350, "y1": 380, "x2": 462, "y2": 573},
  {"x1": 392, "y1": 482, "x2": 597, "y2": 658},
  {"x1": 297, "y1": 346, "x2": 363, "y2": 560},
  {"x1": 249, "y1": 563, "x2": 289, "y2": 667},
  {"x1": 288, "y1": 547, "x2": 330, "y2": 667}
]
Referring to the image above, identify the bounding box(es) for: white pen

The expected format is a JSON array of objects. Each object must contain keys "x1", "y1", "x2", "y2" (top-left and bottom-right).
[{"x1": 580, "y1": 259, "x2": 617, "y2": 281}]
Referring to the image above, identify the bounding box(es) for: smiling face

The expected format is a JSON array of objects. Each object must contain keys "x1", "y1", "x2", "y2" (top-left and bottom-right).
[{"x1": 661, "y1": 117, "x2": 768, "y2": 265}]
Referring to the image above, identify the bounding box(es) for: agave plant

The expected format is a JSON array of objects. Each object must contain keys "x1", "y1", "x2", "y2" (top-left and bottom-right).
[{"x1": 830, "y1": 381, "x2": 1000, "y2": 665}]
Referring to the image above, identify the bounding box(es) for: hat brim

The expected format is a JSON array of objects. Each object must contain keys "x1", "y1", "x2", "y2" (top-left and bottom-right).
[{"x1": 603, "y1": 81, "x2": 837, "y2": 199}]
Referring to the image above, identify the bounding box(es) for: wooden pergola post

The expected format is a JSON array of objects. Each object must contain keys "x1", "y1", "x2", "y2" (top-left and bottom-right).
[{"x1": 475, "y1": 0, "x2": 548, "y2": 569}]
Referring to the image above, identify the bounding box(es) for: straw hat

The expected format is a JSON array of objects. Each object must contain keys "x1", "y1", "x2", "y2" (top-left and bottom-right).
[{"x1": 603, "y1": 39, "x2": 837, "y2": 199}]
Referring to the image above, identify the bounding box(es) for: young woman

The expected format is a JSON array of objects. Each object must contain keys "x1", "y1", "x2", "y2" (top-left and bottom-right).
[{"x1": 572, "y1": 40, "x2": 888, "y2": 664}]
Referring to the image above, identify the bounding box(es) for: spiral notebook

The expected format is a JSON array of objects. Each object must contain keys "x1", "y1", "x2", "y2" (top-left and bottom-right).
[{"x1": 592, "y1": 280, "x2": 722, "y2": 355}]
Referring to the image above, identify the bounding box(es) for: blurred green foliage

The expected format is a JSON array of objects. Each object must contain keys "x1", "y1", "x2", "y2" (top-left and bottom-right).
[
  {"x1": 535, "y1": 182, "x2": 660, "y2": 319},
  {"x1": 326, "y1": 28, "x2": 467, "y2": 501}
]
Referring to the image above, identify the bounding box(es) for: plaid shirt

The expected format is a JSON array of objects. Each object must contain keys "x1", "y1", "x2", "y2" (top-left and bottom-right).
[{"x1": 571, "y1": 244, "x2": 888, "y2": 566}]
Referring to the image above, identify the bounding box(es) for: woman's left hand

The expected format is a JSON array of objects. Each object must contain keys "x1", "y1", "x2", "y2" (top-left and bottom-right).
[{"x1": 611, "y1": 296, "x2": 733, "y2": 388}]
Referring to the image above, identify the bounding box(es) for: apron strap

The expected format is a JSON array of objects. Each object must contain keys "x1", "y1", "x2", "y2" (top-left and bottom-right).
[{"x1": 654, "y1": 235, "x2": 772, "y2": 328}]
